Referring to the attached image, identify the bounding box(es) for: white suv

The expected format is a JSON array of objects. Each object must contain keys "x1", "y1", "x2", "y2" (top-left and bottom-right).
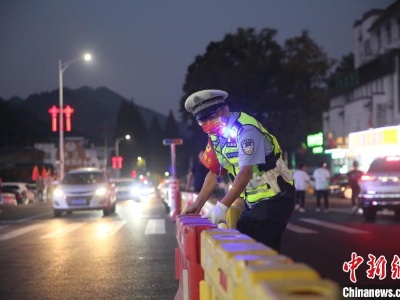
[
  {"x1": 359, "y1": 156, "x2": 400, "y2": 221},
  {"x1": 52, "y1": 168, "x2": 116, "y2": 217}
]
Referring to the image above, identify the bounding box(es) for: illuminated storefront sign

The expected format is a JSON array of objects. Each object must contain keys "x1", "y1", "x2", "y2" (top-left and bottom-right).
[
  {"x1": 307, "y1": 132, "x2": 323, "y2": 148},
  {"x1": 349, "y1": 126, "x2": 400, "y2": 149},
  {"x1": 306, "y1": 132, "x2": 324, "y2": 154}
]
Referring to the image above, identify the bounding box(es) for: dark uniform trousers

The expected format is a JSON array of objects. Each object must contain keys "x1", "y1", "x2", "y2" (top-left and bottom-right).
[{"x1": 236, "y1": 185, "x2": 295, "y2": 252}]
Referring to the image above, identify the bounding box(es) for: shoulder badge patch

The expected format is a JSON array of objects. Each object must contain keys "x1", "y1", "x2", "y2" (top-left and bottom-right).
[{"x1": 241, "y1": 139, "x2": 254, "y2": 155}]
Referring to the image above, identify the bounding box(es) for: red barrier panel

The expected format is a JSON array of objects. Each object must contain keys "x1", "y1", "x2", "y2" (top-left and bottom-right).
[
  {"x1": 170, "y1": 190, "x2": 182, "y2": 222},
  {"x1": 175, "y1": 215, "x2": 216, "y2": 300}
]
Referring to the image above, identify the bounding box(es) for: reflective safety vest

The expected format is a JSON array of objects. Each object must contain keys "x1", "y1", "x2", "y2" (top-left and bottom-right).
[{"x1": 210, "y1": 112, "x2": 293, "y2": 205}]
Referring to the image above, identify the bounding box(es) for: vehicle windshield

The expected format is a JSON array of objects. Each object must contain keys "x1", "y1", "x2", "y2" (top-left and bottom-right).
[
  {"x1": 115, "y1": 180, "x2": 139, "y2": 187},
  {"x1": 369, "y1": 157, "x2": 400, "y2": 172},
  {"x1": 62, "y1": 172, "x2": 106, "y2": 185}
]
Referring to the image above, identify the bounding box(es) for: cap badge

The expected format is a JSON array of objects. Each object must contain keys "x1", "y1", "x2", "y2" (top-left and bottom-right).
[{"x1": 194, "y1": 96, "x2": 202, "y2": 104}]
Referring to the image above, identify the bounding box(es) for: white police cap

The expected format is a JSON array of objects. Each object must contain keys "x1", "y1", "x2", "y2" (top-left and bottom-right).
[{"x1": 185, "y1": 89, "x2": 228, "y2": 120}]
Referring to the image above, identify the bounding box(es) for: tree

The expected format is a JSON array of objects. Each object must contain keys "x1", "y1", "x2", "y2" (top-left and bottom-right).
[
  {"x1": 115, "y1": 99, "x2": 148, "y2": 176},
  {"x1": 147, "y1": 116, "x2": 166, "y2": 175},
  {"x1": 274, "y1": 30, "x2": 334, "y2": 153},
  {"x1": 330, "y1": 53, "x2": 355, "y2": 79},
  {"x1": 179, "y1": 28, "x2": 334, "y2": 166}
]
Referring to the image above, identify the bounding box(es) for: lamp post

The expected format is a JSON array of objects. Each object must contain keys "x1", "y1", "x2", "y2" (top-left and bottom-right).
[
  {"x1": 115, "y1": 134, "x2": 131, "y2": 178},
  {"x1": 58, "y1": 53, "x2": 92, "y2": 180},
  {"x1": 115, "y1": 134, "x2": 131, "y2": 157}
]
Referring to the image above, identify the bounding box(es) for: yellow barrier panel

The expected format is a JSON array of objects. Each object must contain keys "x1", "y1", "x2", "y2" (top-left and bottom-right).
[
  {"x1": 246, "y1": 279, "x2": 340, "y2": 300},
  {"x1": 207, "y1": 242, "x2": 278, "y2": 300},
  {"x1": 203, "y1": 232, "x2": 254, "y2": 260},
  {"x1": 243, "y1": 263, "x2": 320, "y2": 287},
  {"x1": 224, "y1": 254, "x2": 294, "y2": 300},
  {"x1": 230, "y1": 254, "x2": 293, "y2": 285},
  {"x1": 225, "y1": 206, "x2": 242, "y2": 229},
  {"x1": 200, "y1": 229, "x2": 254, "y2": 281},
  {"x1": 199, "y1": 280, "x2": 212, "y2": 300}
]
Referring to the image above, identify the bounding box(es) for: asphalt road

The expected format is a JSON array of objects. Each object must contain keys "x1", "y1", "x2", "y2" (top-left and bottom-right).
[
  {"x1": 280, "y1": 195, "x2": 400, "y2": 288},
  {"x1": 0, "y1": 196, "x2": 179, "y2": 300}
]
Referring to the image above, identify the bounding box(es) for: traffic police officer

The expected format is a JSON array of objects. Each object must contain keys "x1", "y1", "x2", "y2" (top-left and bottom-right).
[{"x1": 183, "y1": 89, "x2": 295, "y2": 251}]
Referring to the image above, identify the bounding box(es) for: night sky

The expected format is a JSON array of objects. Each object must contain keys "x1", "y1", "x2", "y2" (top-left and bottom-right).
[{"x1": 0, "y1": 0, "x2": 395, "y2": 118}]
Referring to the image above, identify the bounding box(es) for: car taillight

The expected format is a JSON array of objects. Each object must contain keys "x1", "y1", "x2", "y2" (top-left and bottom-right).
[{"x1": 361, "y1": 174, "x2": 375, "y2": 181}]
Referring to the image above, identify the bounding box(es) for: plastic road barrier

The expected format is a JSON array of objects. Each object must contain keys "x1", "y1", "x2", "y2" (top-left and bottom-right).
[
  {"x1": 245, "y1": 279, "x2": 340, "y2": 299},
  {"x1": 175, "y1": 215, "x2": 216, "y2": 300},
  {"x1": 175, "y1": 194, "x2": 341, "y2": 300}
]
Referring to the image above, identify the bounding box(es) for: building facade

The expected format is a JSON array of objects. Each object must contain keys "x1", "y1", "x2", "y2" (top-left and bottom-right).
[{"x1": 323, "y1": 0, "x2": 400, "y2": 173}]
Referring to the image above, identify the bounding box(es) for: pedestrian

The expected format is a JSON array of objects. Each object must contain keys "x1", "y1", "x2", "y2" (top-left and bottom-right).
[
  {"x1": 45, "y1": 174, "x2": 53, "y2": 202},
  {"x1": 293, "y1": 163, "x2": 311, "y2": 213},
  {"x1": 185, "y1": 150, "x2": 209, "y2": 193},
  {"x1": 347, "y1": 160, "x2": 363, "y2": 214},
  {"x1": 182, "y1": 89, "x2": 295, "y2": 251},
  {"x1": 36, "y1": 175, "x2": 45, "y2": 202},
  {"x1": 313, "y1": 162, "x2": 331, "y2": 212}
]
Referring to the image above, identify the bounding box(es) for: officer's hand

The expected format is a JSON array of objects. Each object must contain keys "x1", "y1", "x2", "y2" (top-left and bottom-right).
[
  {"x1": 205, "y1": 202, "x2": 228, "y2": 225},
  {"x1": 181, "y1": 203, "x2": 198, "y2": 215}
]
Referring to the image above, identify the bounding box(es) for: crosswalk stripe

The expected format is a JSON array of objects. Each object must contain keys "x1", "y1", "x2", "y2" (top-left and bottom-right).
[
  {"x1": 145, "y1": 219, "x2": 165, "y2": 234},
  {"x1": 299, "y1": 218, "x2": 369, "y2": 234},
  {"x1": 96, "y1": 220, "x2": 126, "y2": 237},
  {"x1": 40, "y1": 222, "x2": 86, "y2": 239},
  {"x1": 286, "y1": 223, "x2": 317, "y2": 234},
  {"x1": 0, "y1": 223, "x2": 45, "y2": 241}
]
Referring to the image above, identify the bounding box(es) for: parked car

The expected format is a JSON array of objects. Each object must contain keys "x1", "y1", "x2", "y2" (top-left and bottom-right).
[
  {"x1": 52, "y1": 167, "x2": 117, "y2": 217},
  {"x1": 0, "y1": 192, "x2": 18, "y2": 206},
  {"x1": 329, "y1": 173, "x2": 352, "y2": 199},
  {"x1": 1, "y1": 182, "x2": 30, "y2": 204},
  {"x1": 359, "y1": 156, "x2": 400, "y2": 221}
]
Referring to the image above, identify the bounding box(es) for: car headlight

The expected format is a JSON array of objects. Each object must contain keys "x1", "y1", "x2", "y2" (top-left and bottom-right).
[
  {"x1": 131, "y1": 186, "x2": 142, "y2": 195},
  {"x1": 95, "y1": 187, "x2": 107, "y2": 196},
  {"x1": 53, "y1": 188, "x2": 64, "y2": 198}
]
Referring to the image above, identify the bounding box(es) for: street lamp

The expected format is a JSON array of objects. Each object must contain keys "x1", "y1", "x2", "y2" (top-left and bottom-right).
[
  {"x1": 58, "y1": 53, "x2": 92, "y2": 180},
  {"x1": 115, "y1": 134, "x2": 131, "y2": 157}
]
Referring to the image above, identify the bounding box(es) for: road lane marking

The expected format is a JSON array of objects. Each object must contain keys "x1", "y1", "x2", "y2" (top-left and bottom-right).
[
  {"x1": 40, "y1": 222, "x2": 86, "y2": 239},
  {"x1": 16, "y1": 212, "x2": 53, "y2": 222},
  {"x1": 96, "y1": 220, "x2": 126, "y2": 237},
  {"x1": 145, "y1": 219, "x2": 165, "y2": 234},
  {"x1": 299, "y1": 218, "x2": 369, "y2": 234},
  {"x1": 0, "y1": 223, "x2": 45, "y2": 241},
  {"x1": 286, "y1": 223, "x2": 317, "y2": 234}
]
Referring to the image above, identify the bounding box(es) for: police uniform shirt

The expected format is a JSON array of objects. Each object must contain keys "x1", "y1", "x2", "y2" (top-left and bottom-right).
[
  {"x1": 219, "y1": 112, "x2": 273, "y2": 168},
  {"x1": 238, "y1": 124, "x2": 274, "y2": 167}
]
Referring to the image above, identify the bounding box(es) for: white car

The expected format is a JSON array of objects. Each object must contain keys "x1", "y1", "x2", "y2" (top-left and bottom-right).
[
  {"x1": 113, "y1": 178, "x2": 149, "y2": 201},
  {"x1": 359, "y1": 156, "x2": 400, "y2": 221},
  {"x1": 2, "y1": 182, "x2": 30, "y2": 204},
  {"x1": 52, "y1": 168, "x2": 117, "y2": 217}
]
